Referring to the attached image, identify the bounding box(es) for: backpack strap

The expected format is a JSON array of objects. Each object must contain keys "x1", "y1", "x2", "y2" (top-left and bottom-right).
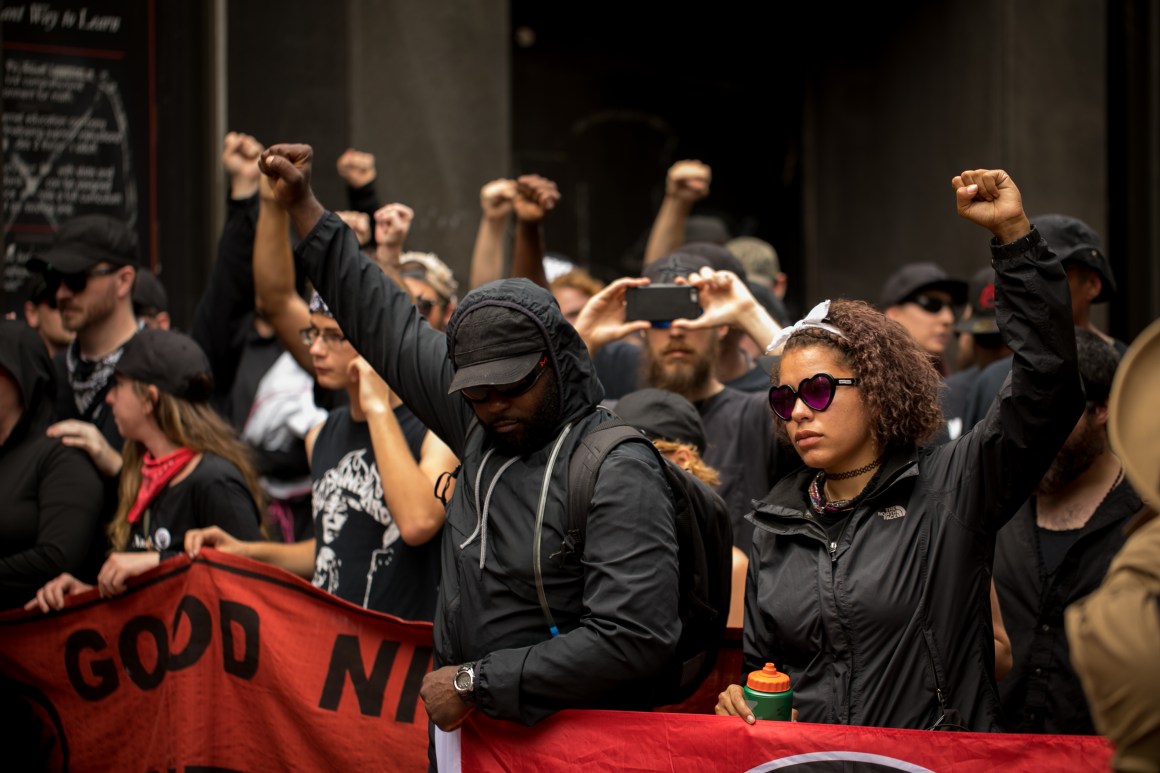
[{"x1": 561, "y1": 417, "x2": 657, "y2": 561}]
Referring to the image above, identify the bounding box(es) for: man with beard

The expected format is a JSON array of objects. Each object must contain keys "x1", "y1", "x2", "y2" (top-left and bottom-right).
[
  {"x1": 28, "y1": 215, "x2": 140, "y2": 481},
  {"x1": 583, "y1": 252, "x2": 784, "y2": 555},
  {"x1": 257, "y1": 143, "x2": 680, "y2": 762},
  {"x1": 993, "y1": 327, "x2": 1140, "y2": 734}
]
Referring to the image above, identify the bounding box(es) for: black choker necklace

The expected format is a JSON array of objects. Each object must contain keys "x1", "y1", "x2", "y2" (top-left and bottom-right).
[{"x1": 826, "y1": 451, "x2": 886, "y2": 481}]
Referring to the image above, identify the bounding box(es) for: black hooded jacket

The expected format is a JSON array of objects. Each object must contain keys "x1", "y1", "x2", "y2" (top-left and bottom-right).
[
  {"x1": 298, "y1": 213, "x2": 681, "y2": 724},
  {"x1": 744, "y1": 228, "x2": 1084, "y2": 731},
  {"x1": 0, "y1": 321, "x2": 104, "y2": 609}
]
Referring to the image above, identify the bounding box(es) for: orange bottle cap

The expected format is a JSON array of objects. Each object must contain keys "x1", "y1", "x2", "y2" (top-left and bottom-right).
[{"x1": 747, "y1": 662, "x2": 790, "y2": 692}]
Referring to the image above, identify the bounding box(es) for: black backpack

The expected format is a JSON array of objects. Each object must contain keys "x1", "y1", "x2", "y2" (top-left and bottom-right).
[{"x1": 563, "y1": 416, "x2": 733, "y2": 705}]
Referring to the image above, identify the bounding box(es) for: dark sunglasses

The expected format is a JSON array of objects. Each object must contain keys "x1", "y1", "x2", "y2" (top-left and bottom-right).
[
  {"x1": 768, "y1": 372, "x2": 860, "y2": 421},
  {"x1": 416, "y1": 297, "x2": 445, "y2": 317},
  {"x1": 906, "y1": 293, "x2": 955, "y2": 315},
  {"x1": 461, "y1": 354, "x2": 549, "y2": 403},
  {"x1": 44, "y1": 266, "x2": 120, "y2": 294}
]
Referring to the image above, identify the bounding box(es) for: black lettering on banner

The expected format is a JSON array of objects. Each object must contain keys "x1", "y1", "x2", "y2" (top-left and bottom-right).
[
  {"x1": 218, "y1": 601, "x2": 259, "y2": 680},
  {"x1": 65, "y1": 629, "x2": 118, "y2": 700},
  {"x1": 395, "y1": 646, "x2": 433, "y2": 723},
  {"x1": 166, "y1": 595, "x2": 212, "y2": 672},
  {"x1": 318, "y1": 635, "x2": 399, "y2": 716},
  {"x1": 119, "y1": 616, "x2": 168, "y2": 691}
]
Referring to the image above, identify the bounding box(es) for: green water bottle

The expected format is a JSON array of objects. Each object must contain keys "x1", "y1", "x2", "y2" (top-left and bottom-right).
[{"x1": 742, "y1": 663, "x2": 793, "y2": 721}]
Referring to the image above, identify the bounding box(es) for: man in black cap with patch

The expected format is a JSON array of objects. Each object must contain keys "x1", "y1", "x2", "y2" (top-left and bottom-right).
[
  {"x1": 28, "y1": 214, "x2": 141, "y2": 481},
  {"x1": 878, "y1": 262, "x2": 968, "y2": 365},
  {"x1": 1035, "y1": 214, "x2": 1125, "y2": 354},
  {"x1": 960, "y1": 215, "x2": 1126, "y2": 435},
  {"x1": 258, "y1": 143, "x2": 681, "y2": 765}
]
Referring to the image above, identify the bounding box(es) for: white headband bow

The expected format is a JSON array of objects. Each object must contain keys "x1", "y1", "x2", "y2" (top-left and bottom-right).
[{"x1": 766, "y1": 300, "x2": 846, "y2": 353}]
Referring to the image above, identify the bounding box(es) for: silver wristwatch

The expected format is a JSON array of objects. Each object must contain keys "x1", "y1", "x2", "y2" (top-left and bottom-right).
[{"x1": 453, "y1": 662, "x2": 476, "y2": 704}]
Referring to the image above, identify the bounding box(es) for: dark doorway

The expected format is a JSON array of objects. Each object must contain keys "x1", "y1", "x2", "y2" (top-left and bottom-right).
[{"x1": 511, "y1": 3, "x2": 806, "y2": 288}]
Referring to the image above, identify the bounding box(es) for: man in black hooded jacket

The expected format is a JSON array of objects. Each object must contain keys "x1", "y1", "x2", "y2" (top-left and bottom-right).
[{"x1": 258, "y1": 145, "x2": 681, "y2": 744}]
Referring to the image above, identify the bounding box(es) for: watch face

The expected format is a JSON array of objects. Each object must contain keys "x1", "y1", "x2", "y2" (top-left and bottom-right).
[{"x1": 454, "y1": 670, "x2": 472, "y2": 692}]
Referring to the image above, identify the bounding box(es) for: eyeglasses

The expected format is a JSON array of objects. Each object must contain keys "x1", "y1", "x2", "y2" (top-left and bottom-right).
[
  {"x1": 768, "y1": 372, "x2": 860, "y2": 421},
  {"x1": 460, "y1": 354, "x2": 549, "y2": 403},
  {"x1": 906, "y1": 294, "x2": 955, "y2": 315},
  {"x1": 299, "y1": 326, "x2": 347, "y2": 348},
  {"x1": 44, "y1": 266, "x2": 120, "y2": 294}
]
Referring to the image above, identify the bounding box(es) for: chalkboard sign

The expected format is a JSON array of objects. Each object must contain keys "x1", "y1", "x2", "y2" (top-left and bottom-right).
[{"x1": 2, "y1": 0, "x2": 154, "y2": 308}]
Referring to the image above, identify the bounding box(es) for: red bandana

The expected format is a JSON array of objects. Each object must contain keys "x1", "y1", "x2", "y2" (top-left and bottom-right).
[{"x1": 127, "y1": 447, "x2": 198, "y2": 524}]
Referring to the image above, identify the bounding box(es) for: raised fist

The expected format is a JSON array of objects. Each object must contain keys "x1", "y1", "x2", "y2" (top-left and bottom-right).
[
  {"x1": 259, "y1": 144, "x2": 315, "y2": 211},
  {"x1": 222, "y1": 132, "x2": 264, "y2": 199},
  {"x1": 336, "y1": 210, "x2": 372, "y2": 246},
  {"x1": 336, "y1": 148, "x2": 376, "y2": 189},
  {"x1": 666, "y1": 160, "x2": 711, "y2": 202},
  {"x1": 480, "y1": 178, "x2": 517, "y2": 221},
  {"x1": 951, "y1": 169, "x2": 1030, "y2": 243},
  {"x1": 374, "y1": 203, "x2": 414, "y2": 247},
  {"x1": 514, "y1": 174, "x2": 560, "y2": 223}
]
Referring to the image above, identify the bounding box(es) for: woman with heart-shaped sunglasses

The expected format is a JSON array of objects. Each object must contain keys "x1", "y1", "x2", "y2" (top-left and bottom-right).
[{"x1": 679, "y1": 169, "x2": 1084, "y2": 732}]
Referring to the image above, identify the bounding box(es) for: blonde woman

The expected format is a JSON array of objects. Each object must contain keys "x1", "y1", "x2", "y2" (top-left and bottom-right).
[{"x1": 28, "y1": 329, "x2": 263, "y2": 611}]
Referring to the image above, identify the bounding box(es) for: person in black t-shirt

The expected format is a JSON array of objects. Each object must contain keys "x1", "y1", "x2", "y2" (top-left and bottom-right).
[
  {"x1": 186, "y1": 179, "x2": 458, "y2": 621},
  {"x1": 185, "y1": 294, "x2": 457, "y2": 621},
  {"x1": 995, "y1": 328, "x2": 1139, "y2": 734},
  {"x1": 27, "y1": 329, "x2": 265, "y2": 612}
]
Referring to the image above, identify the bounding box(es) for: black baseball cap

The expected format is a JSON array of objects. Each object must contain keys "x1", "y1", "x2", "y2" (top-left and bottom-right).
[
  {"x1": 642, "y1": 252, "x2": 713, "y2": 284},
  {"x1": 878, "y1": 262, "x2": 968, "y2": 310},
  {"x1": 1034, "y1": 214, "x2": 1116, "y2": 303},
  {"x1": 954, "y1": 267, "x2": 999, "y2": 335},
  {"x1": 614, "y1": 388, "x2": 707, "y2": 455},
  {"x1": 132, "y1": 271, "x2": 169, "y2": 314},
  {"x1": 27, "y1": 214, "x2": 140, "y2": 275},
  {"x1": 116, "y1": 328, "x2": 213, "y2": 402},
  {"x1": 447, "y1": 305, "x2": 546, "y2": 394},
  {"x1": 678, "y1": 242, "x2": 748, "y2": 283}
]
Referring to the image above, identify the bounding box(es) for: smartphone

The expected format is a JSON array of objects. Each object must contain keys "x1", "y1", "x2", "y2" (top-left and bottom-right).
[{"x1": 625, "y1": 284, "x2": 701, "y2": 323}]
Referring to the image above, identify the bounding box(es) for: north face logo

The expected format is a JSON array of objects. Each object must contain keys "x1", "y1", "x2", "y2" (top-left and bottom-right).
[{"x1": 878, "y1": 506, "x2": 906, "y2": 521}]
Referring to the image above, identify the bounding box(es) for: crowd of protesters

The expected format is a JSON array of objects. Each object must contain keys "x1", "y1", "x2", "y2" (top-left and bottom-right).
[{"x1": 2, "y1": 134, "x2": 1158, "y2": 772}]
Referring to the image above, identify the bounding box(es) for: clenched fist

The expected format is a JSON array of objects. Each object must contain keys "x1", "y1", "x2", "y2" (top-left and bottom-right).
[
  {"x1": 514, "y1": 174, "x2": 560, "y2": 223},
  {"x1": 952, "y1": 169, "x2": 1030, "y2": 244},
  {"x1": 666, "y1": 159, "x2": 711, "y2": 202}
]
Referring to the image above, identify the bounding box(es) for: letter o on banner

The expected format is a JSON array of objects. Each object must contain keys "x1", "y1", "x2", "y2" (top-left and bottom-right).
[{"x1": 118, "y1": 616, "x2": 169, "y2": 691}]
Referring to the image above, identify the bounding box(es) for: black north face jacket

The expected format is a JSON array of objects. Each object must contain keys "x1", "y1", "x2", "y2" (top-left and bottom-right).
[
  {"x1": 298, "y1": 212, "x2": 680, "y2": 725},
  {"x1": 743, "y1": 228, "x2": 1083, "y2": 731}
]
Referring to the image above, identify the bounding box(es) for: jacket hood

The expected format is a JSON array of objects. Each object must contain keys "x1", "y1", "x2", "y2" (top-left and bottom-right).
[
  {"x1": 445, "y1": 278, "x2": 603, "y2": 428},
  {"x1": 0, "y1": 320, "x2": 55, "y2": 435}
]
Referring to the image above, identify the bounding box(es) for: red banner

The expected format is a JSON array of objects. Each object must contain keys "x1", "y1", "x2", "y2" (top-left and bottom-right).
[
  {"x1": 0, "y1": 549, "x2": 433, "y2": 772},
  {"x1": 459, "y1": 710, "x2": 1113, "y2": 772}
]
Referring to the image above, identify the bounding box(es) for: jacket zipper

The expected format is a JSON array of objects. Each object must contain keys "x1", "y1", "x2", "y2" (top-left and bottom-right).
[{"x1": 827, "y1": 514, "x2": 855, "y2": 723}]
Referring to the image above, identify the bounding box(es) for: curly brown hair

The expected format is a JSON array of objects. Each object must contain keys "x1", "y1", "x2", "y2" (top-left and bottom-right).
[
  {"x1": 653, "y1": 439, "x2": 721, "y2": 487},
  {"x1": 772, "y1": 299, "x2": 944, "y2": 449}
]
